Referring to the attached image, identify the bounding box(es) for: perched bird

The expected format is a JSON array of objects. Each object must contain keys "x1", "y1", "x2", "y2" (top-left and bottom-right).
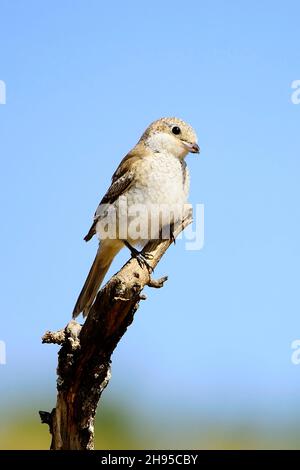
[{"x1": 73, "y1": 117, "x2": 199, "y2": 318}]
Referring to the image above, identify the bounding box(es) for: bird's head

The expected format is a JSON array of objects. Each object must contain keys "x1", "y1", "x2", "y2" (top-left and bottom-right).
[{"x1": 141, "y1": 117, "x2": 199, "y2": 159}]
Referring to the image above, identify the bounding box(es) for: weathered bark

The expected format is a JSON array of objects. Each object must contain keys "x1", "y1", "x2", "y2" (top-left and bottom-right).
[{"x1": 40, "y1": 211, "x2": 192, "y2": 450}]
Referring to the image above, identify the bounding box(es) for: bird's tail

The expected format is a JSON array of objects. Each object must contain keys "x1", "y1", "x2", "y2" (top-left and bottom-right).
[{"x1": 72, "y1": 242, "x2": 121, "y2": 318}]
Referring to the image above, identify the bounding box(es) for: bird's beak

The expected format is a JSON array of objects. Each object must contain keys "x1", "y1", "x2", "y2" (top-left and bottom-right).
[
  {"x1": 190, "y1": 143, "x2": 200, "y2": 153},
  {"x1": 183, "y1": 141, "x2": 200, "y2": 154}
]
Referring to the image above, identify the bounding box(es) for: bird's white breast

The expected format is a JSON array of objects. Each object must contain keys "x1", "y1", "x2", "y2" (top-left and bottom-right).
[
  {"x1": 96, "y1": 152, "x2": 190, "y2": 243},
  {"x1": 127, "y1": 152, "x2": 189, "y2": 206}
]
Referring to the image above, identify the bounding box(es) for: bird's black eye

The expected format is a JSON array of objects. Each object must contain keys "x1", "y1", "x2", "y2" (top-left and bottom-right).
[{"x1": 172, "y1": 126, "x2": 181, "y2": 135}]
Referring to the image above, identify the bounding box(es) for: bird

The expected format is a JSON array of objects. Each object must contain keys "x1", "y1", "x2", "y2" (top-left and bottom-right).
[{"x1": 72, "y1": 117, "x2": 199, "y2": 318}]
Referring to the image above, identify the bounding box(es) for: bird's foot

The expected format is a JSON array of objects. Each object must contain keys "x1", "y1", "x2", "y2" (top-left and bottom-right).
[
  {"x1": 123, "y1": 241, "x2": 154, "y2": 273},
  {"x1": 133, "y1": 249, "x2": 154, "y2": 273}
]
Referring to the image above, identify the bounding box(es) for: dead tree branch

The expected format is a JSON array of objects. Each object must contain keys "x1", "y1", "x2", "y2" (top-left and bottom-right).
[{"x1": 40, "y1": 211, "x2": 192, "y2": 450}]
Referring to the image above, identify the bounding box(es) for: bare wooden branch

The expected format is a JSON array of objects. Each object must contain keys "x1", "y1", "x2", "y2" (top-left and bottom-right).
[
  {"x1": 40, "y1": 211, "x2": 193, "y2": 450},
  {"x1": 42, "y1": 329, "x2": 65, "y2": 345}
]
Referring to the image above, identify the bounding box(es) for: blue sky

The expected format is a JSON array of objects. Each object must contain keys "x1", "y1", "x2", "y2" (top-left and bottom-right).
[{"x1": 0, "y1": 0, "x2": 300, "y2": 426}]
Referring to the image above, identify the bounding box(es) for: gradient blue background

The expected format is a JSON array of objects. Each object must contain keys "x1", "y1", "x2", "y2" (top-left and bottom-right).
[{"x1": 0, "y1": 0, "x2": 300, "y2": 448}]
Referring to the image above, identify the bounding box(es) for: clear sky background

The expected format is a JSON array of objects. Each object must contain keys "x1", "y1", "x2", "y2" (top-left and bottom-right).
[{"x1": 0, "y1": 0, "x2": 300, "y2": 435}]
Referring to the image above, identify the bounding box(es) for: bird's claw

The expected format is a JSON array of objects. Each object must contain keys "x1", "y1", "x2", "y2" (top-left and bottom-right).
[
  {"x1": 135, "y1": 252, "x2": 154, "y2": 273},
  {"x1": 143, "y1": 252, "x2": 154, "y2": 260},
  {"x1": 123, "y1": 240, "x2": 154, "y2": 273}
]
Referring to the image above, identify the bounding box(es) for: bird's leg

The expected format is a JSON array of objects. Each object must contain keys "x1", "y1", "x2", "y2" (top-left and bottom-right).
[
  {"x1": 170, "y1": 222, "x2": 176, "y2": 245},
  {"x1": 122, "y1": 240, "x2": 154, "y2": 273},
  {"x1": 159, "y1": 223, "x2": 176, "y2": 244}
]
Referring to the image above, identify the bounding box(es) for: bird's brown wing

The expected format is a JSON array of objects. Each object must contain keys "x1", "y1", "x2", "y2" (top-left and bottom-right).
[{"x1": 83, "y1": 149, "x2": 145, "y2": 242}]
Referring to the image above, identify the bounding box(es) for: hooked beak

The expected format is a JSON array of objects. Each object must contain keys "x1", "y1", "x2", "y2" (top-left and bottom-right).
[{"x1": 183, "y1": 141, "x2": 200, "y2": 154}]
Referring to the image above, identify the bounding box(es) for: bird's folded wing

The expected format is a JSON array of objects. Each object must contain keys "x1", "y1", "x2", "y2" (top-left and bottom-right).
[{"x1": 83, "y1": 148, "x2": 146, "y2": 241}]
